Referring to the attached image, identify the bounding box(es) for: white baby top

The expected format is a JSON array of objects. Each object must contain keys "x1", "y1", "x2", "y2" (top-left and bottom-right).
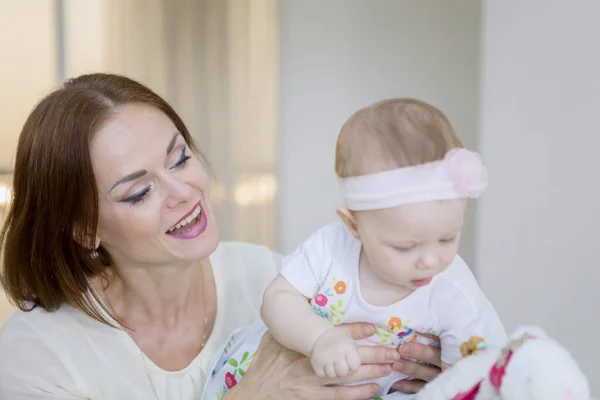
[
  {"x1": 0, "y1": 242, "x2": 280, "y2": 400},
  {"x1": 280, "y1": 221, "x2": 507, "y2": 366}
]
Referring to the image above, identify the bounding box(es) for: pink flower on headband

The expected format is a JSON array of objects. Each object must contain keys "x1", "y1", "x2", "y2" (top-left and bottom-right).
[{"x1": 444, "y1": 149, "x2": 488, "y2": 197}]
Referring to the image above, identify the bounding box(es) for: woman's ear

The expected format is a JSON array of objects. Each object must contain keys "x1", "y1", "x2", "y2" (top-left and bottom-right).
[
  {"x1": 336, "y1": 207, "x2": 360, "y2": 239},
  {"x1": 72, "y1": 225, "x2": 100, "y2": 251}
]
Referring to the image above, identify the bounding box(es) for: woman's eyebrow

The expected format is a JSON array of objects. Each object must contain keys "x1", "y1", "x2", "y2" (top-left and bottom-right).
[
  {"x1": 166, "y1": 132, "x2": 181, "y2": 155},
  {"x1": 108, "y1": 170, "x2": 148, "y2": 194}
]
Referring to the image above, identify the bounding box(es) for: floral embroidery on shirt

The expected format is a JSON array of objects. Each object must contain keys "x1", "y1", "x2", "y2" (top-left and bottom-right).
[
  {"x1": 308, "y1": 274, "x2": 438, "y2": 348},
  {"x1": 388, "y1": 317, "x2": 402, "y2": 329},
  {"x1": 334, "y1": 281, "x2": 347, "y2": 294},
  {"x1": 314, "y1": 293, "x2": 328, "y2": 307},
  {"x1": 223, "y1": 334, "x2": 236, "y2": 355},
  {"x1": 214, "y1": 351, "x2": 255, "y2": 400},
  {"x1": 370, "y1": 316, "x2": 420, "y2": 346},
  {"x1": 311, "y1": 276, "x2": 348, "y2": 324},
  {"x1": 224, "y1": 372, "x2": 237, "y2": 389}
]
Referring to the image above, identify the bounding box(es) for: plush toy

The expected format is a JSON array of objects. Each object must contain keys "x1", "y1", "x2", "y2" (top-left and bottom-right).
[{"x1": 415, "y1": 326, "x2": 594, "y2": 400}]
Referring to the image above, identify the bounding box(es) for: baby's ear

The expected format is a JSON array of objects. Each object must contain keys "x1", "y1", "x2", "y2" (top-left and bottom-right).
[{"x1": 336, "y1": 207, "x2": 360, "y2": 239}]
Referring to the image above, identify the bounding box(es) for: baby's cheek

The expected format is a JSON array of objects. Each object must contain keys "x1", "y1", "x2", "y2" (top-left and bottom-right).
[
  {"x1": 389, "y1": 256, "x2": 416, "y2": 278},
  {"x1": 443, "y1": 245, "x2": 461, "y2": 265},
  {"x1": 383, "y1": 251, "x2": 407, "y2": 266}
]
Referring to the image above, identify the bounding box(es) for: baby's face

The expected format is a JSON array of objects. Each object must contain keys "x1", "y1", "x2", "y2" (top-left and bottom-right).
[{"x1": 354, "y1": 199, "x2": 466, "y2": 289}]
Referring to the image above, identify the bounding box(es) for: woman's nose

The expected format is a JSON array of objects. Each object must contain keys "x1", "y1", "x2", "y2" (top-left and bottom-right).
[{"x1": 163, "y1": 175, "x2": 194, "y2": 208}]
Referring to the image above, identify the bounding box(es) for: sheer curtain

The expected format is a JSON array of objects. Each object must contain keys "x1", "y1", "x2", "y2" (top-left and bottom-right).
[{"x1": 65, "y1": 0, "x2": 279, "y2": 248}]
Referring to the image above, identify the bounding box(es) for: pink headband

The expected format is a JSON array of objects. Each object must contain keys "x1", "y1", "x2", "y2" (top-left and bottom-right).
[{"x1": 339, "y1": 148, "x2": 488, "y2": 211}]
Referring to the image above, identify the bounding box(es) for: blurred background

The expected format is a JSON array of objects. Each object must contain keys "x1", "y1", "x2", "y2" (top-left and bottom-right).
[{"x1": 0, "y1": 0, "x2": 597, "y2": 390}]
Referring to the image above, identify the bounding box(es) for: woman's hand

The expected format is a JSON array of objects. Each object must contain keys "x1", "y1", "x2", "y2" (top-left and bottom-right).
[
  {"x1": 390, "y1": 335, "x2": 443, "y2": 394},
  {"x1": 225, "y1": 323, "x2": 399, "y2": 400}
]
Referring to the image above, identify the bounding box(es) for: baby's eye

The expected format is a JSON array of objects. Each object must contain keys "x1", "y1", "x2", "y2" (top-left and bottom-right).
[
  {"x1": 440, "y1": 237, "x2": 457, "y2": 244},
  {"x1": 395, "y1": 245, "x2": 416, "y2": 252}
]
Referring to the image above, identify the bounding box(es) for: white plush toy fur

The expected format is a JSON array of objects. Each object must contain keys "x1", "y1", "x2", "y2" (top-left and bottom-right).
[{"x1": 415, "y1": 326, "x2": 594, "y2": 400}]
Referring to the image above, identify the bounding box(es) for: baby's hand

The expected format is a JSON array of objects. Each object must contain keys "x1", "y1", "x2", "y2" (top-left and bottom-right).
[{"x1": 310, "y1": 328, "x2": 361, "y2": 378}]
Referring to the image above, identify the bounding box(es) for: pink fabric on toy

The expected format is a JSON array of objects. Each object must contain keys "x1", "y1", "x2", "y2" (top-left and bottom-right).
[{"x1": 451, "y1": 381, "x2": 482, "y2": 400}]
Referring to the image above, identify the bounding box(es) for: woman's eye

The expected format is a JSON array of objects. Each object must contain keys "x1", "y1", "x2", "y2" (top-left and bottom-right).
[
  {"x1": 122, "y1": 187, "x2": 151, "y2": 206},
  {"x1": 172, "y1": 148, "x2": 191, "y2": 169}
]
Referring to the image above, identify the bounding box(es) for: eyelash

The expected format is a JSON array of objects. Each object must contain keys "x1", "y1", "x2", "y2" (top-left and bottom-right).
[
  {"x1": 124, "y1": 148, "x2": 191, "y2": 206},
  {"x1": 124, "y1": 187, "x2": 151, "y2": 206},
  {"x1": 173, "y1": 148, "x2": 191, "y2": 169},
  {"x1": 395, "y1": 237, "x2": 456, "y2": 251},
  {"x1": 440, "y1": 237, "x2": 456, "y2": 243},
  {"x1": 396, "y1": 245, "x2": 416, "y2": 252}
]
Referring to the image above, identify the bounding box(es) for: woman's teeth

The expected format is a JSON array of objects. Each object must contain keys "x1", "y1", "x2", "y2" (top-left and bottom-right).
[{"x1": 168, "y1": 205, "x2": 202, "y2": 233}]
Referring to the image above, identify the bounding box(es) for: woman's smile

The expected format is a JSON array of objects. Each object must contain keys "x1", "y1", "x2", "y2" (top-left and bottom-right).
[{"x1": 166, "y1": 201, "x2": 208, "y2": 239}]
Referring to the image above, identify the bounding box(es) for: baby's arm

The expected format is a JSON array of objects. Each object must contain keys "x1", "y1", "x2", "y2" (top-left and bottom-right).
[
  {"x1": 261, "y1": 224, "x2": 362, "y2": 378},
  {"x1": 261, "y1": 275, "x2": 332, "y2": 357},
  {"x1": 261, "y1": 275, "x2": 361, "y2": 378}
]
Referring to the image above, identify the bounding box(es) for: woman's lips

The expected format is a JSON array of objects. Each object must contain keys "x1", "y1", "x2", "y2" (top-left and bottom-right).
[{"x1": 167, "y1": 205, "x2": 208, "y2": 239}]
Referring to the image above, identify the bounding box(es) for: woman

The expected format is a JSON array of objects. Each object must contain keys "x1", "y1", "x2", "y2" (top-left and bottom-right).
[{"x1": 0, "y1": 74, "x2": 442, "y2": 399}]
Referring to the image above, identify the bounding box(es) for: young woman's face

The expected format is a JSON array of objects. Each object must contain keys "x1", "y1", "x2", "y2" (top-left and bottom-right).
[{"x1": 90, "y1": 103, "x2": 219, "y2": 267}]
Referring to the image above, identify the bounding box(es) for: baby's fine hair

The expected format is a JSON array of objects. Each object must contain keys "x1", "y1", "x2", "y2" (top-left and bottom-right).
[{"x1": 335, "y1": 98, "x2": 463, "y2": 178}]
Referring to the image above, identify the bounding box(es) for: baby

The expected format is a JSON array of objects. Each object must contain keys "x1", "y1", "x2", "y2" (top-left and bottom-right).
[{"x1": 203, "y1": 99, "x2": 507, "y2": 400}]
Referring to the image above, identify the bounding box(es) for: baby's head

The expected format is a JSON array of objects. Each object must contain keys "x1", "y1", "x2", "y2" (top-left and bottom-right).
[{"x1": 336, "y1": 98, "x2": 485, "y2": 289}]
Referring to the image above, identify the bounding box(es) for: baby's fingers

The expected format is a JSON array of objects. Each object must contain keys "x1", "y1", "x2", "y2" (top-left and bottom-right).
[
  {"x1": 334, "y1": 360, "x2": 350, "y2": 377},
  {"x1": 311, "y1": 359, "x2": 327, "y2": 378},
  {"x1": 325, "y1": 364, "x2": 337, "y2": 378},
  {"x1": 347, "y1": 349, "x2": 361, "y2": 373}
]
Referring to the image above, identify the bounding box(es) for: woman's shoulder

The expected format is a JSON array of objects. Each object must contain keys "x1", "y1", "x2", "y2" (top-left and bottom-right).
[
  {"x1": 0, "y1": 305, "x2": 96, "y2": 385},
  {"x1": 1, "y1": 305, "x2": 62, "y2": 337},
  {"x1": 0, "y1": 305, "x2": 130, "y2": 397},
  {"x1": 0, "y1": 304, "x2": 91, "y2": 354}
]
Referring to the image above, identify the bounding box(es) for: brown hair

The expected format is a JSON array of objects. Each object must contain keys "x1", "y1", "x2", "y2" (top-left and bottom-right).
[
  {"x1": 335, "y1": 98, "x2": 463, "y2": 178},
  {"x1": 0, "y1": 73, "x2": 198, "y2": 325}
]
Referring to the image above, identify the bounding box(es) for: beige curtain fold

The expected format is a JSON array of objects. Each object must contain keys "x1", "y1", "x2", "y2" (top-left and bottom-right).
[{"x1": 72, "y1": 0, "x2": 279, "y2": 248}]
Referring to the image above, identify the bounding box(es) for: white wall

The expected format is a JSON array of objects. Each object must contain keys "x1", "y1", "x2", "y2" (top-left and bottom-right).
[
  {"x1": 478, "y1": 0, "x2": 599, "y2": 391},
  {"x1": 278, "y1": 0, "x2": 482, "y2": 267}
]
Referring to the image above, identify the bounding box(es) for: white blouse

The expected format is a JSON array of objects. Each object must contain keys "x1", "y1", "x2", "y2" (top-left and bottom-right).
[{"x1": 0, "y1": 242, "x2": 280, "y2": 400}]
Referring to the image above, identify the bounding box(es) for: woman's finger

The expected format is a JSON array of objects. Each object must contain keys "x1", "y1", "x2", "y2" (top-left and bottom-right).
[
  {"x1": 417, "y1": 332, "x2": 439, "y2": 342},
  {"x1": 357, "y1": 345, "x2": 401, "y2": 364},
  {"x1": 397, "y1": 342, "x2": 442, "y2": 368},
  {"x1": 390, "y1": 379, "x2": 426, "y2": 394},
  {"x1": 340, "y1": 322, "x2": 377, "y2": 340},
  {"x1": 334, "y1": 363, "x2": 393, "y2": 385},
  {"x1": 392, "y1": 358, "x2": 440, "y2": 382},
  {"x1": 317, "y1": 383, "x2": 381, "y2": 400}
]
